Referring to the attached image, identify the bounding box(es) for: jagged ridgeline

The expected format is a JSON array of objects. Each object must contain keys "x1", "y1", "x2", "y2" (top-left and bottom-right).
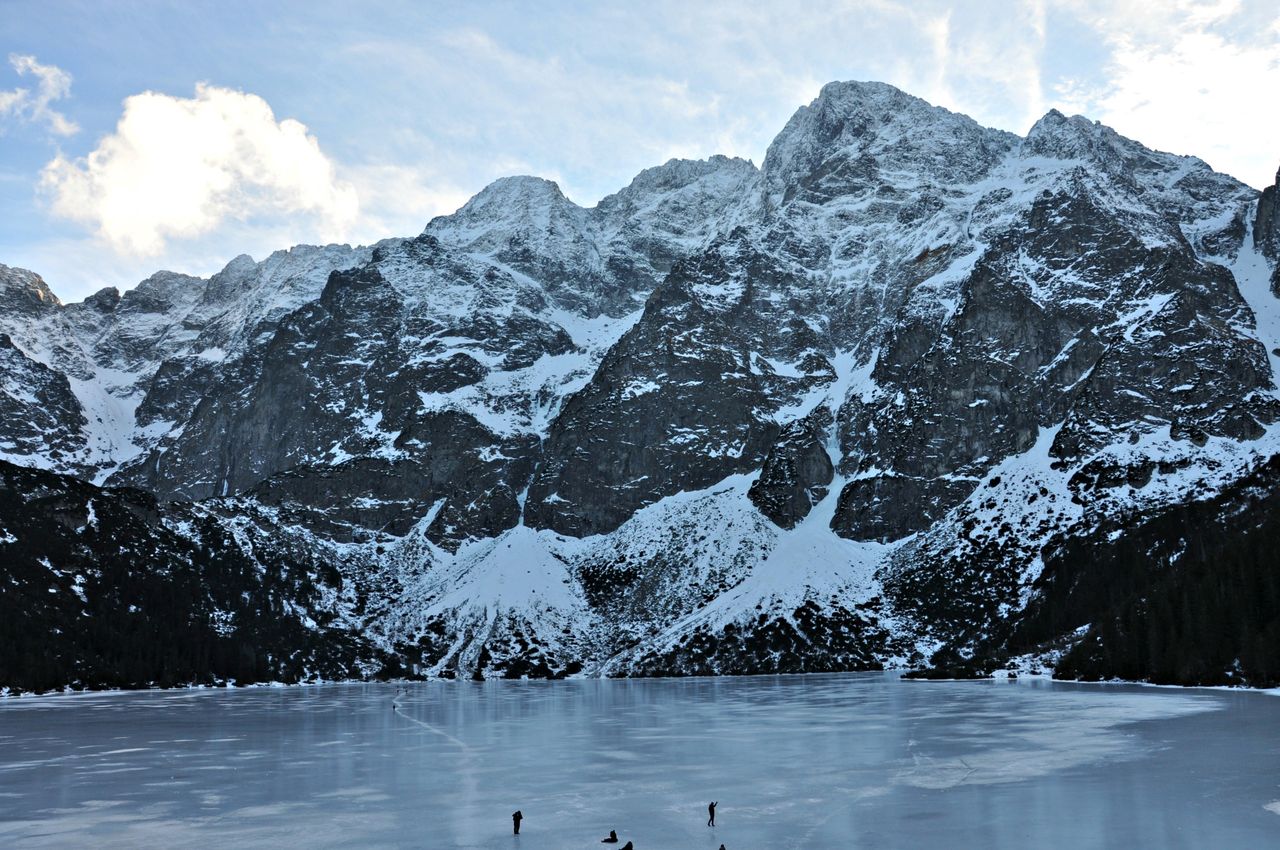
[{"x1": 3, "y1": 82, "x2": 1280, "y2": 692}]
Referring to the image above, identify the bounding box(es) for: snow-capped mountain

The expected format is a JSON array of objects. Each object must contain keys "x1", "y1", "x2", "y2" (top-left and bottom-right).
[{"x1": 3, "y1": 81, "x2": 1279, "y2": 691}]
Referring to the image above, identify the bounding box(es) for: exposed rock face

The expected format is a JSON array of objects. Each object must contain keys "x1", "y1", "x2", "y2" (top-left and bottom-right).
[
  {"x1": 523, "y1": 236, "x2": 825, "y2": 535},
  {"x1": 1257, "y1": 165, "x2": 1280, "y2": 294},
  {"x1": 4, "y1": 82, "x2": 1280, "y2": 689},
  {"x1": 102, "y1": 157, "x2": 754, "y2": 546},
  {"x1": 827, "y1": 109, "x2": 1267, "y2": 541},
  {"x1": 0, "y1": 333, "x2": 87, "y2": 465},
  {"x1": 748, "y1": 407, "x2": 833, "y2": 528},
  {"x1": 0, "y1": 263, "x2": 61, "y2": 316},
  {"x1": 0, "y1": 248, "x2": 370, "y2": 481},
  {"x1": 1256, "y1": 166, "x2": 1280, "y2": 250}
]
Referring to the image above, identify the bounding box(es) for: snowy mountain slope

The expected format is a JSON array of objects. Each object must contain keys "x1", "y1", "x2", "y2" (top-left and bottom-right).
[
  {"x1": 0, "y1": 331, "x2": 87, "y2": 467},
  {"x1": 355, "y1": 469, "x2": 904, "y2": 679},
  {"x1": 1018, "y1": 450, "x2": 1280, "y2": 687},
  {"x1": 94, "y1": 156, "x2": 754, "y2": 550},
  {"x1": 877, "y1": 170, "x2": 1280, "y2": 661},
  {"x1": 425, "y1": 155, "x2": 758, "y2": 318},
  {"x1": 3, "y1": 80, "x2": 1280, "y2": 688},
  {"x1": 523, "y1": 82, "x2": 1271, "y2": 548},
  {"x1": 0, "y1": 246, "x2": 371, "y2": 482}
]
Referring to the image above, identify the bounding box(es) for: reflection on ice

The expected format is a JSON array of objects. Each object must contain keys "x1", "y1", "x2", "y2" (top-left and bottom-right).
[
  {"x1": 891, "y1": 690, "x2": 1213, "y2": 790},
  {"x1": 1, "y1": 674, "x2": 1277, "y2": 848}
]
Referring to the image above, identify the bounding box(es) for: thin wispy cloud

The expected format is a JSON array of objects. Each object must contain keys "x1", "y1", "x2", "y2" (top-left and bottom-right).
[
  {"x1": 0, "y1": 53, "x2": 78, "y2": 136},
  {"x1": 1058, "y1": 0, "x2": 1280, "y2": 188},
  {"x1": 342, "y1": 161, "x2": 472, "y2": 243}
]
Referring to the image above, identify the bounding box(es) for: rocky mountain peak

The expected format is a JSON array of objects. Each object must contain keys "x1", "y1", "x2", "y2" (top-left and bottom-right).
[
  {"x1": 761, "y1": 80, "x2": 1015, "y2": 209},
  {"x1": 598, "y1": 155, "x2": 757, "y2": 208},
  {"x1": 1022, "y1": 109, "x2": 1153, "y2": 173},
  {"x1": 806, "y1": 79, "x2": 923, "y2": 121},
  {"x1": 1023, "y1": 107, "x2": 1086, "y2": 142},
  {"x1": 593, "y1": 155, "x2": 759, "y2": 274},
  {"x1": 1255, "y1": 163, "x2": 1280, "y2": 266},
  {"x1": 222, "y1": 252, "x2": 259, "y2": 276},
  {"x1": 422, "y1": 175, "x2": 595, "y2": 287},
  {"x1": 122, "y1": 270, "x2": 207, "y2": 315},
  {"x1": 1020, "y1": 108, "x2": 1244, "y2": 217},
  {"x1": 198, "y1": 245, "x2": 367, "y2": 320},
  {"x1": 216, "y1": 252, "x2": 258, "y2": 278},
  {"x1": 200, "y1": 253, "x2": 259, "y2": 303},
  {"x1": 0, "y1": 263, "x2": 61, "y2": 315},
  {"x1": 432, "y1": 174, "x2": 579, "y2": 236},
  {"x1": 420, "y1": 157, "x2": 756, "y2": 319},
  {"x1": 81, "y1": 286, "x2": 121, "y2": 313}
]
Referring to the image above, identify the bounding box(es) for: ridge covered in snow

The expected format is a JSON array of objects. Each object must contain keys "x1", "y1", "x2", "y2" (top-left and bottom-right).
[{"x1": 3, "y1": 80, "x2": 1280, "y2": 687}]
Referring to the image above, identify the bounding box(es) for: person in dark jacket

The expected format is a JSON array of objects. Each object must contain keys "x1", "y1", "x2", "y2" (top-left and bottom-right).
[
  {"x1": 512, "y1": 810, "x2": 522, "y2": 835},
  {"x1": 707, "y1": 801, "x2": 717, "y2": 827},
  {"x1": 601, "y1": 830, "x2": 619, "y2": 843},
  {"x1": 620, "y1": 842, "x2": 633, "y2": 850}
]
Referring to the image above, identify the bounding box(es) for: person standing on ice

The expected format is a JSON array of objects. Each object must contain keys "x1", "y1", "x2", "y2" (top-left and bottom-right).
[
  {"x1": 707, "y1": 801, "x2": 717, "y2": 827},
  {"x1": 512, "y1": 809, "x2": 523, "y2": 835}
]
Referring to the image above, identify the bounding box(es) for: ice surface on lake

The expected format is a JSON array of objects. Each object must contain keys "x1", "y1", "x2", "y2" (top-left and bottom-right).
[{"x1": 2, "y1": 673, "x2": 1278, "y2": 848}]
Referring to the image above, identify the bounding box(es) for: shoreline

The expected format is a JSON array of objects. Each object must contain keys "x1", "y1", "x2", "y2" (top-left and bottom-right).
[{"x1": 5, "y1": 667, "x2": 1279, "y2": 702}]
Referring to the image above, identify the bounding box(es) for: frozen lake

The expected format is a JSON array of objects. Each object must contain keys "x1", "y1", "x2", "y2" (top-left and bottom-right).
[{"x1": 2, "y1": 673, "x2": 1278, "y2": 848}]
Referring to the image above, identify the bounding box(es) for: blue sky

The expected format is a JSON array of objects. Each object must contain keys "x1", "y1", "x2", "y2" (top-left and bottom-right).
[{"x1": 3, "y1": 0, "x2": 1278, "y2": 300}]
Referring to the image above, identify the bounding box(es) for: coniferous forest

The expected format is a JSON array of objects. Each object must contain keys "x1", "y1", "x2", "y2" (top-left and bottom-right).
[
  {"x1": 0, "y1": 461, "x2": 395, "y2": 693},
  {"x1": 6, "y1": 449, "x2": 1280, "y2": 692},
  {"x1": 982, "y1": 455, "x2": 1280, "y2": 687}
]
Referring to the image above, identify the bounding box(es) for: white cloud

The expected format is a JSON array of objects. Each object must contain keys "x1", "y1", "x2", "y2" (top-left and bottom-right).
[
  {"x1": 40, "y1": 83, "x2": 359, "y2": 255},
  {"x1": 1056, "y1": 0, "x2": 1280, "y2": 188},
  {"x1": 343, "y1": 162, "x2": 472, "y2": 241},
  {"x1": 0, "y1": 53, "x2": 78, "y2": 136}
]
